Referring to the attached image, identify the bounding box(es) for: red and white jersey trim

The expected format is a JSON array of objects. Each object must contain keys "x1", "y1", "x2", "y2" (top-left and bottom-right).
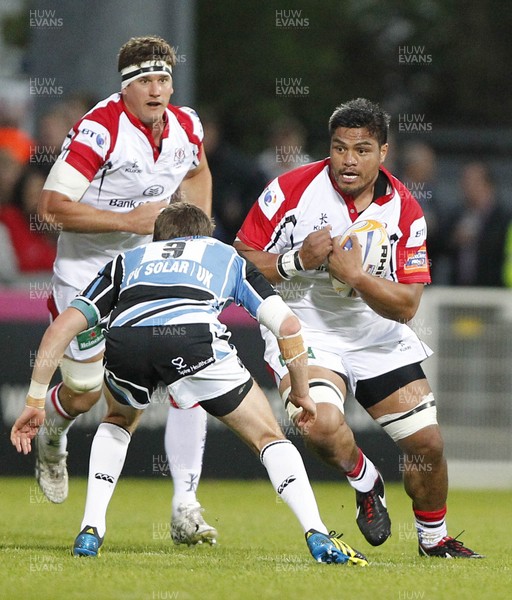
[
  {"x1": 237, "y1": 159, "x2": 430, "y2": 285},
  {"x1": 50, "y1": 93, "x2": 204, "y2": 289},
  {"x1": 237, "y1": 159, "x2": 431, "y2": 337}
]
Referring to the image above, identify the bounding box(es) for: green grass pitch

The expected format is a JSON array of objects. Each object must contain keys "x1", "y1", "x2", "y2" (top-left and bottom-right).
[{"x1": 0, "y1": 477, "x2": 510, "y2": 600}]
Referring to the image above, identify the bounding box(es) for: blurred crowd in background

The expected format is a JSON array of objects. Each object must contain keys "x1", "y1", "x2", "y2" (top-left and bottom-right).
[
  {"x1": 1, "y1": 95, "x2": 511, "y2": 288},
  {"x1": 0, "y1": 95, "x2": 512, "y2": 287},
  {"x1": 1, "y1": 0, "x2": 512, "y2": 288}
]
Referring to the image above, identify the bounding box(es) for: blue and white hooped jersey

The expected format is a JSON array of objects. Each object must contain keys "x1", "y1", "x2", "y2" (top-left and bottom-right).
[{"x1": 70, "y1": 236, "x2": 276, "y2": 335}]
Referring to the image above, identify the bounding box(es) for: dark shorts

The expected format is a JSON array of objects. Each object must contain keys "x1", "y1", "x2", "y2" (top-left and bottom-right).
[
  {"x1": 104, "y1": 324, "x2": 252, "y2": 415},
  {"x1": 355, "y1": 362, "x2": 427, "y2": 409}
]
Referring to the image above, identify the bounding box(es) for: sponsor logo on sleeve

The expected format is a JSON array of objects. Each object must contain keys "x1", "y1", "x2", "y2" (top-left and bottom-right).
[
  {"x1": 403, "y1": 244, "x2": 429, "y2": 273},
  {"x1": 74, "y1": 121, "x2": 110, "y2": 156},
  {"x1": 406, "y1": 216, "x2": 427, "y2": 247},
  {"x1": 259, "y1": 181, "x2": 285, "y2": 220},
  {"x1": 76, "y1": 325, "x2": 104, "y2": 350}
]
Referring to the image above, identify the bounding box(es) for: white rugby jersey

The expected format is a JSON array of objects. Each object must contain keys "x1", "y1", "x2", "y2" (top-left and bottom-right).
[
  {"x1": 237, "y1": 159, "x2": 431, "y2": 342},
  {"x1": 49, "y1": 93, "x2": 203, "y2": 289}
]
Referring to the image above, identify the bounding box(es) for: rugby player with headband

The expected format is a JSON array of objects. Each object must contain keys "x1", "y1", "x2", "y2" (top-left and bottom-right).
[{"x1": 26, "y1": 35, "x2": 216, "y2": 548}]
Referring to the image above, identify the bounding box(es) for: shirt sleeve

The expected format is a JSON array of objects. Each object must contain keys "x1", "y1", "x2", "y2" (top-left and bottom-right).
[
  {"x1": 61, "y1": 118, "x2": 112, "y2": 181},
  {"x1": 393, "y1": 197, "x2": 431, "y2": 284},
  {"x1": 232, "y1": 254, "x2": 277, "y2": 318},
  {"x1": 236, "y1": 177, "x2": 288, "y2": 251},
  {"x1": 71, "y1": 254, "x2": 124, "y2": 324},
  {"x1": 168, "y1": 105, "x2": 204, "y2": 165}
]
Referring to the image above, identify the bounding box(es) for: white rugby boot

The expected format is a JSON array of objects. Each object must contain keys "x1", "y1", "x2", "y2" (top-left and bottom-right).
[
  {"x1": 171, "y1": 501, "x2": 217, "y2": 546},
  {"x1": 34, "y1": 428, "x2": 69, "y2": 503}
]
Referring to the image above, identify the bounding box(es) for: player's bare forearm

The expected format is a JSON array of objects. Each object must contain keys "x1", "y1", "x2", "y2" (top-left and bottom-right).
[
  {"x1": 32, "y1": 308, "x2": 89, "y2": 384},
  {"x1": 354, "y1": 276, "x2": 424, "y2": 322},
  {"x1": 181, "y1": 150, "x2": 212, "y2": 216},
  {"x1": 281, "y1": 351, "x2": 316, "y2": 428},
  {"x1": 11, "y1": 308, "x2": 88, "y2": 454},
  {"x1": 39, "y1": 189, "x2": 125, "y2": 232},
  {"x1": 38, "y1": 190, "x2": 167, "y2": 235},
  {"x1": 235, "y1": 228, "x2": 333, "y2": 284},
  {"x1": 328, "y1": 234, "x2": 423, "y2": 322},
  {"x1": 234, "y1": 242, "x2": 283, "y2": 284}
]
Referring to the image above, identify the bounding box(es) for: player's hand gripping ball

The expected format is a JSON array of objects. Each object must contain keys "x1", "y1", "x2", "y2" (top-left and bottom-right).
[{"x1": 329, "y1": 219, "x2": 391, "y2": 297}]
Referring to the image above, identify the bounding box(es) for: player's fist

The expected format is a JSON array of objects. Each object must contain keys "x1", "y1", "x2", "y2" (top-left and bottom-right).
[
  {"x1": 123, "y1": 200, "x2": 169, "y2": 235},
  {"x1": 328, "y1": 233, "x2": 364, "y2": 286},
  {"x1": 299, "y1": 226, "x2": 333, "y2": 270}
]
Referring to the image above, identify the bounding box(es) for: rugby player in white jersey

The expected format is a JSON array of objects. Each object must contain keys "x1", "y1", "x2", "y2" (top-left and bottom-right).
[
  {"x1": 235, "y1": 98, "x2": 483, "y2": 558},
  {"x1": 34, "y1": 36, "x2": 216, "y2": 545},
  {"x1": 12, "y1": 202, "x2": 368, "y2": 566}
]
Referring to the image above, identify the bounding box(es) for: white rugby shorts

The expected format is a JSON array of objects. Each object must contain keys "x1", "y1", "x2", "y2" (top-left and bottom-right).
[{"x1": 263, "y1": 323, "x2": 432, "y2": 396}]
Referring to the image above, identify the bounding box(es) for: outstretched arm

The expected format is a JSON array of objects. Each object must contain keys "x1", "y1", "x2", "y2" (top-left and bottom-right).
[
  {"x1": 277, "y1": 314, "x2": 315, "y2": 428},
  {"x1": 10, "y1": 308, "x2": 88, "y2": 454}
]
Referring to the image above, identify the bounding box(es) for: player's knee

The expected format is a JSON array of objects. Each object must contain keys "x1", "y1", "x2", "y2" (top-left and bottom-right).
[
  {"x1": 104, "y1": 412, "x2": 139, "y2": 433},
  {"x1": 60, "y1": 356, "x2": 104, "y2": 394},
  {"x1": 283, "y1": 378, "x2": 345, "y2": 437},
  {"x1": 403, "y1": 424, "x2": 445, "y2": 460},
  {"x1": 376, "y1": 392, "x2": 440, "y2": 444}
]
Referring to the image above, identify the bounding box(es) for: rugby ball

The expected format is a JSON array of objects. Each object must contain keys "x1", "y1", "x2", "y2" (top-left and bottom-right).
[{"x1": 329, "y1": 219, "x2": 391, "y2": 296}]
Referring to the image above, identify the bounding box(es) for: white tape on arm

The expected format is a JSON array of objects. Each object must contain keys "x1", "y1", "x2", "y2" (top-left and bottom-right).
[
  {"x1": 276, "y1": 249, "x2": 304, "y2": 280},
  {"x1": 44, "y1": 160, "x2": 90, "y2": 202},
  {"x1": 256, "y1": 295, "x2": 295, "y2": 337},
  {"x1": 26, "y1": 379, "x2": 48, "y2": 409}
]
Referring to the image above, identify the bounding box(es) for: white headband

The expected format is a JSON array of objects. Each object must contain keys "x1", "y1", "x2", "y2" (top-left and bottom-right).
[{"x1": 120, "y1": 60, "x2": 173, "y2": 89}]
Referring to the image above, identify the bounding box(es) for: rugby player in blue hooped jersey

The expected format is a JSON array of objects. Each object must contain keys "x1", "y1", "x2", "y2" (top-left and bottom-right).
[
  {"x1": 11, "y1": 202, "x2": 369, "y2": 565},
  {"x1": 35, "y1": 35, "x2": 215, "y2": 547}
]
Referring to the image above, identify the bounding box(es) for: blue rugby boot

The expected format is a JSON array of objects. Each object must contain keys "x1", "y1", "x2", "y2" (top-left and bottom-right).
[
  {"x1": 305, "y1": 529, "x2": 368, "y2": 566},
  {"x1": 72, "y1": 525, "x2": 103, "y2": 557}
]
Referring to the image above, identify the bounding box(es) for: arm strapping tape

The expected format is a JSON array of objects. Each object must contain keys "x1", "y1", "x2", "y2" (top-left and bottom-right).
[
  {"x1": 26, "y1": 380, "x2": 48, "y2": 409},
  {"x1": 278, "y1": 333, "x2": 307, "y2": 365},
  {"x1": 257, "y1": 295, "x2": 295, "y2": 337},
  {"x1": 44, "y1": 159, "x2": 90, "y2": 202},
  {"x1": 276, "y1": 249, "x2": 304, "y2": 280}
]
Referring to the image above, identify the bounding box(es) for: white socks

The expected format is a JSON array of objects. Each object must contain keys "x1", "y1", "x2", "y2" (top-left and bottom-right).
[
  {"x1": 345, "y1": 449, "x2": 380, "y2": 493},
  {"x1": 40, "y1": 384, "x2": 76, "y2": 458},
  {"x1": 260, "y1": 440, "x2": 327, "y2": 534},
  {"x1": 414, "y1": 507, "x2": 448, "y2": 547},
  {"x1": 165, "y1": 404, "x2": 207, "y2": 516},
  {"x1": 80, "y1": 422, "x2": 131, "y2": 538}
]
